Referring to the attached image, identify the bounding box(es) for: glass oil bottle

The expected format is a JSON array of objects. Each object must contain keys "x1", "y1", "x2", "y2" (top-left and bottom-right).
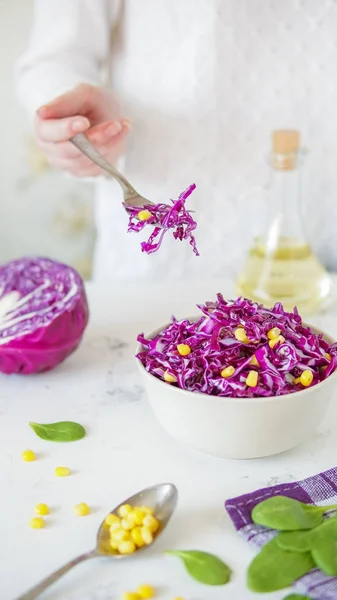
[{"x1": 236, "y1": 130, "x2": 331, "y2": 314}]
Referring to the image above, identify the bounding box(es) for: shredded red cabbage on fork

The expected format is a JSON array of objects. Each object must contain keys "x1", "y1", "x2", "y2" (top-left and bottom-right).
[
  {"x1": 125, "y1": 184, "x2": 199, "y2": 255},
  {"x1": 137, "y1": 295, "x2": 337, "y2": 398}
]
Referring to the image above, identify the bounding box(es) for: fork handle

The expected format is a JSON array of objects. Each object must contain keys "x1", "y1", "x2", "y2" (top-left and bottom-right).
[
  {"x1": 71, "y1": 133, "x2": 137, "y2": 200},
  {"x1": 15, "y1": 549, "x2": 98, "y2": 600}
]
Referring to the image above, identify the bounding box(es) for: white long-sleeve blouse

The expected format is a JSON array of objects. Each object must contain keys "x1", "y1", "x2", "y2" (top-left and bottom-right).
[{"x1": 17, "y1": 0, "x2": 337, "y2": 281}]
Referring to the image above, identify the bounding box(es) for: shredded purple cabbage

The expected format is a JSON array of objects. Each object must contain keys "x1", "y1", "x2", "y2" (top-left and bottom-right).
[
  {"x1": 137, "y1": 295, "x2": 337, "y2": 398},
  {"x1": 125, "y1": 184, "x2": 199, "y2": 255}
]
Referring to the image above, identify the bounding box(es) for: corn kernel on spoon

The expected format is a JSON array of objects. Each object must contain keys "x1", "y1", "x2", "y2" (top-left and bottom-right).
[{"x1": 16, "y1": 482, "x2": 178, "y2": 600}]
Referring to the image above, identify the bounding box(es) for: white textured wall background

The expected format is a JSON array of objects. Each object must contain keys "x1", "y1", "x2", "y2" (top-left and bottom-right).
[{"x1": 0, "y1": 0, "x2": 95, "y2": 279}]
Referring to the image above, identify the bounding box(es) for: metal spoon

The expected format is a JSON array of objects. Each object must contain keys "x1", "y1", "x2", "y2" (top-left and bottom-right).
[
  {"x1": 16, "y1": 482, "x2": 178, "y2": 600},
  {"x1": 71, "y1": 133, "x2": 153, "y2": 209}
]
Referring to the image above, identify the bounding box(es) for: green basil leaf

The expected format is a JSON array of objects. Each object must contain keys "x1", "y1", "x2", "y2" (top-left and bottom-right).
[
  {"x1": 308, "y1": 516, "x2": 337, "y2": 541},
  {"x1": 277, "y1": 517, "x2": 337, "y2": 553},
  {"x1": 165, "y1": 550, "x2": 231, "y2": 585},
  {"x1": 312, "y1": 538, "x2": 337, "y2": 576},
  {"x1": 29, "y1": 421, "x2": 86, "y2": 442},
  {"x1": 252, "y1": 496, "x2": 324, "y2": 531},
  {"x1": 247, "y1": 536, "x2": 314, "y2": 593},
  {"x1": 277, "y1": 530, "x2": 316, "y2": 552}
]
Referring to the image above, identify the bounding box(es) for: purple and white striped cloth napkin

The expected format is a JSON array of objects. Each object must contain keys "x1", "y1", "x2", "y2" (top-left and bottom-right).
[{"x1": 225, "y1": 467, "x2": 337, "y2": 599}]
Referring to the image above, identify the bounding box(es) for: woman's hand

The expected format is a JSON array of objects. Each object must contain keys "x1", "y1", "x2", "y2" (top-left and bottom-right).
[{"x1": 34, "y1": 83, "x2": 131, "y2": 177}]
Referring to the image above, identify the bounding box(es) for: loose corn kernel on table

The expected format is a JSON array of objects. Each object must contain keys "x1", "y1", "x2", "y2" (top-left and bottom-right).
[{"x1": 2, "y1": 278, "x2": 337, "y2": 600}]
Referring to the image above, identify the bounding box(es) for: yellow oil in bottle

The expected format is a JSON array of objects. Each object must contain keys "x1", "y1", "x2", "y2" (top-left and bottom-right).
[
  {"x1": 236, "y1": 130, "x2": 331, "y2": 315},
  {"x1": 236, "y1": 236, "x2": 331, "y2": 314}
]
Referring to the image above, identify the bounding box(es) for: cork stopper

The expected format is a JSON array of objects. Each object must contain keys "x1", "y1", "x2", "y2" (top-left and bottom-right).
[{"x1": 272, "y1": 130, "x2": 300, "y2": 170}]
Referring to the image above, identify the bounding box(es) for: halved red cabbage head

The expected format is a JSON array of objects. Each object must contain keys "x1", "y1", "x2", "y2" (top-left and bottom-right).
[
  {"x1": 137, "y1": 295, "x2": 337, "y2": 398},
  {"x1": 125, "y1": 184, "x2": 199, "y2": 255},
  {"x1": 0, "y1": 257, "x2": 89, "y2": 374}
]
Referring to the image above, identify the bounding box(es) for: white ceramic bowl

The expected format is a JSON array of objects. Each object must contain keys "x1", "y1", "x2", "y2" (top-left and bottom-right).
[{"x1": 136, "y1": 323, "x2": 337, "y2": 459}]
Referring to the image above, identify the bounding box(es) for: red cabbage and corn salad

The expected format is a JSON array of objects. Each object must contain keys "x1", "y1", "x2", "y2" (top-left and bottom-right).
[
  {"x1": 125, "y1": 184, "x2": 199, "y2": 255},
  {"x1": 137, "y1": 295, "x2": 337, "y2": 397}
]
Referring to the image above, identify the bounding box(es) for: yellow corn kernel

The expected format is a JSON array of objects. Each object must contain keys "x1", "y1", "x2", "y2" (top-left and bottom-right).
[
  {"x1": 246, "y1": 370, "x2": 258, "y2": 388},
  {"x1": 136, "y1": 584, "x2": 155, "y2": 599},
  {"x1": 139, "y1": 506, "x2": 154, "y2": 515},
  {"x1": 109, "y1": 539, "x2": 120, "y2": 551},
  {"x1": 55, "y1": 466, "x2": 70, "y2": 477},
  {"x1": 29, "y1": 517, "x2": 45, "y2": 529},
  {"x1": 221, "y1": 366, "x2": 235, "y2": 378},
  {"x1": 325, "y1": 353, "x2": 332, "y2": 361},
  {"x1": 109, "y1": 521, "x2": 121, "y2": 533},
  {"x1": 110, "y1": 528, "x2": 130, "y2": 543},
  {"x1": 143, "y1": 514, "x2": 159, "y2": 533},
  {"x1": 22, "y1": 449, "x2": 35, "y2": 462},
  {"x1": 177, "y1": 343, "x2": 191, "y2": 356},
  {"x1": 131, "y1": 527, "x2": 145, "y2": 547},
  {"x1": 132, "y1": 508, "x2": 146, "y2": 525},
  {"x1": 121, "y1": 514, "x2": 136, "y2": 530},
  {"x1": 73, "y1": 502, "x2": 90, "y2": 516},
  {"x1": 269, "y1": 335, "x2": 285, "y2": 349},
  {"x1": 118, "y1": 540, "x2": 136, "y2": 554},
  {"x1": 35, "y1": 503, "x2": 49, "y2": 516},
  {"x1": 267, "y1": 327, "x2": 281, "y2": 340},
  {"x1": 164, "y1": 370, "x2": 177, "y2": 383},
  {"x1": 121, "y1": 593, "x2": 139, "y2": 600},
  {"x1": 300, "y1": 369, "x2": 313, "y2": 387},
  {"x1": 118, "y1": 504, "x2": 132, "y2": 518},
  {"x1": 249, "y1": 354, "x2": 259, "y2": 367},
  {"x1": 137, "y1": 209, "x2": 152, "y2": 221},
  {"x1": 234, "y1": 328, "x2": 249, "y2": 343},
  {"x1": 293, "y1": 377, "x2": 301, "y2": 384},
  {"x1": 105, "y1": 513, "x2": 120, "y2": 527},
  {"x1": 141, "y1": 526, "x2": 153, "y2": 545}
]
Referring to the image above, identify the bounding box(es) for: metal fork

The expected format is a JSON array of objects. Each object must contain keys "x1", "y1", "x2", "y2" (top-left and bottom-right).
[{"x1": 71, "y1": 133, "x2": 152, "y2": 209}]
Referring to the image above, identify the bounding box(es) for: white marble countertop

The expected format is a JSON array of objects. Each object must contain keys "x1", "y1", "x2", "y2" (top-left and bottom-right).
[{"x1": 2, "y1": 278, "x2": 337, "y2": 600}]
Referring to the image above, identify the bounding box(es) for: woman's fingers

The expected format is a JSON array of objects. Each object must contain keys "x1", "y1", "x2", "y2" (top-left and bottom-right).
[
  {"x1": 85, "y1": 118, "x2": 131, "y2": 146},
  {"x1": 43, "y1": 120, "x2": 131, "y2": 176},
  {"x1": 35, "y1": 117, "x2": 131, "y2": 150},
  {"x1": 37, "y1": 84, "x2": 121, "y2": 126},
  {"x1": 35, "y1": 114, "x2": 90, "y2": 142},
  {"x1": 36, "y1": 119, "x2": 125, "y2": 159},
  {"x1": 36, "y1": 139, "x2": 82, "y2": 159},
  {"x1": 87, "y1": 120, "x2": 123, "y2": 143},
  {"x1": 36, "y1": 116, "x2": 131, "y2": 177},
  {"x1": 36, "y1": 83, "x2": 92, "y2": 120},
  {"x1": 89, "y1": 119, "x2": 131, "y2": 150}
]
